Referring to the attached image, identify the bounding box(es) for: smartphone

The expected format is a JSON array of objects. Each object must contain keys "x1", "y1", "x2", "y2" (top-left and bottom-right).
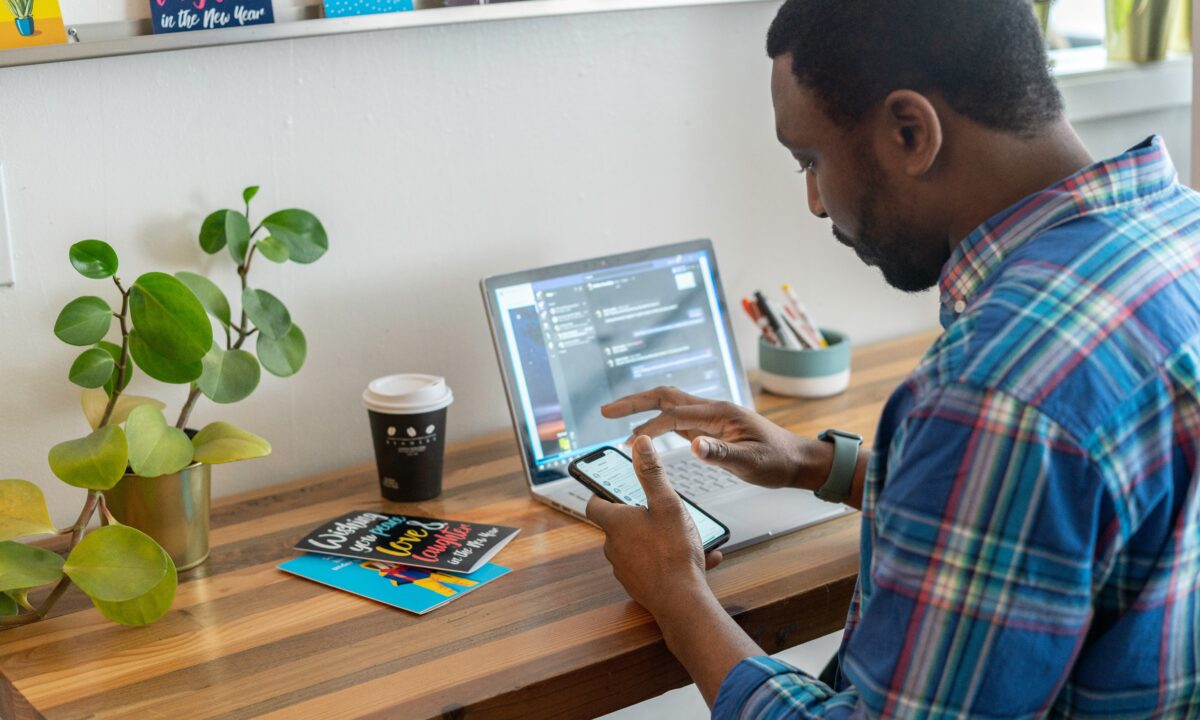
[{"x1": 568, "y1": 446, "x2": 730, "y2": 552}]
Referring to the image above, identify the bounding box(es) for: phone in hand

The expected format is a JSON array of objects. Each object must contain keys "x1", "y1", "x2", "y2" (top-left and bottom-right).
[{"x1": 568, "y1": 446, "x2": 730, "y2": 552}]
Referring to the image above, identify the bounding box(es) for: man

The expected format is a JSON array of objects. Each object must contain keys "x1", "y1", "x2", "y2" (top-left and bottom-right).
[{"x1": 586, "y1": 1, "x2": 1200, "y2": 717}]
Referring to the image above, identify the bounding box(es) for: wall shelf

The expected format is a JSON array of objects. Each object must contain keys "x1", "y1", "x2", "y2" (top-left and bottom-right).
[{"x1": 0, "y1": 0, "x2": 773, "y2": 69}]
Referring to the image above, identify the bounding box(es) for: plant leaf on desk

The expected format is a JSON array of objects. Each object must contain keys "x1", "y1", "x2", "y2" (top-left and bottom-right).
[
  {"x1": 198, "y1": 345, "x2": 261, "y2": 404},
  {"x1": 69, "y1": 240, "x2": 119, "y2": 280},
  {"x1": 48, "y1": 426, "x2": 129, "y2": 490},
  {"x1": 192, "y1": 422, "x2": 271, "y2": 465},
  {"x1": 130, "y1": 272, "x2": 213, "y2": 363},
  {"x1": 0, "y1": 541, "x2": 65, "y2": 593},
  {"x1": 261, "y1": 209, "x2": 328, "y2": 264},
  {"x1": 256, "y1": 323, "x2": 306, "y2": 377},
  {"x1": 199, "y1": 209, "x2": 230, "y2": 254},
  {"x1": 64, "y1": 525, "x2": 167, "y2": 603},
  {"x1": 0, "y1": 592, "x2": 17, "y2": 616},
  {"x1": 125, "y1": 405, "x2": 194, "y2": 478},
  {"x1": 69, "y1": 347, "x2": 117, "y2": 389},
  {"x1": 129, "y1": 329, "x2": 203, "y2": 384},
  {"x1": 92, "y1": 547, "x2": 176, "y2": 627},
  {"x1": 256, "y1": 236, "x2": 289, "y2": 264},
  {"x1": 175, "y1": 271, "x2": 232, "y2": 329},
  {"x1": 226, "y1": 210, "x2": 252, "y2": 265},
  {"x1": 82, "y1": 389, "x2": 165, "y2": 431},
  {"x1": 54, "y1": 296, "x2": 113, "y2": 346},
  {"x1": 0, "y1": 479, "x2": 57, "y2": 541},
  {"x1": 242, "y1": 288, "x2": 292, "y2": 340}
]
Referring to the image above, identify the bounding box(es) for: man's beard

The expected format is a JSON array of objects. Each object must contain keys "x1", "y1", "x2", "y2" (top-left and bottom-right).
[{"x1": 831, "y1": 151, "x2": 949, "y2": 294}]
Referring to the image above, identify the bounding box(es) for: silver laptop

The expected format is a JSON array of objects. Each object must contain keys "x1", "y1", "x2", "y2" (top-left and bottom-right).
[{"x1": 480, "y1": 239, "x2": 849, "y2": 552}]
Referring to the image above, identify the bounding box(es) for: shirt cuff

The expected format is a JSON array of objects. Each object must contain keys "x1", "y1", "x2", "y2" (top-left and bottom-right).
[{"x1": 713, "y1": 656, "x2": 812, "y2": 720}]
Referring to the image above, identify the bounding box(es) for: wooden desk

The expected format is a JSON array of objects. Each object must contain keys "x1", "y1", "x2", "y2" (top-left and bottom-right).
[{"x1": 0, "y1": 332, "x2": 936, "y2": 720}]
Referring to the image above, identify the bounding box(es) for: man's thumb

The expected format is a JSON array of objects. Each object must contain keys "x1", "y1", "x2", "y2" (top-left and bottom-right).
[{"x1": 632, "y1": 435, "x2": 674, "y2": 505}]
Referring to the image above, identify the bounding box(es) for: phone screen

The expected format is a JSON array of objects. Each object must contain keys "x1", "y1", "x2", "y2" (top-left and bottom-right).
[{"x1": 574, "y1": 448, "x2": 727, "y2": 549}]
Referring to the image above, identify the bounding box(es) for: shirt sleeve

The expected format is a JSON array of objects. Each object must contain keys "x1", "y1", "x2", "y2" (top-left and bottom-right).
[{"x1": 713, "y1": 384, "x2": 1111, "y2": 719}]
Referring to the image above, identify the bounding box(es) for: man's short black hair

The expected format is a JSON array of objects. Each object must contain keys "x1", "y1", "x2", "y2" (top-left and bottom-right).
[{"x1": 767, "y1": 0, "x2": 1064, "y2": 136}]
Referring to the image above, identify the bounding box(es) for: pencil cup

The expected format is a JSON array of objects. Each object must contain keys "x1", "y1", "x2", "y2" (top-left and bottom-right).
[{"x1": 758, "y1": 329, "x2": 851, "y2": 399}]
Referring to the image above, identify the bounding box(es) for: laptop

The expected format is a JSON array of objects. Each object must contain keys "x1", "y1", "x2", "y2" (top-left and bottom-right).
[{"x1": 480, "y1": 239, "x2": 850, "y2": 552}]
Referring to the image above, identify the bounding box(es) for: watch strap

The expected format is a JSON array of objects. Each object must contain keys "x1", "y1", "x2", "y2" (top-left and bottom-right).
[{"x1": 815, "y1": 429, "x2": 862, "y2": 504}]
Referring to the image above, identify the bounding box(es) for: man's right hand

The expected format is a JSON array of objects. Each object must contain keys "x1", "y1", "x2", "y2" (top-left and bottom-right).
[{"x1": 601, "y1": 386, "x2": 825, "y2": 492}]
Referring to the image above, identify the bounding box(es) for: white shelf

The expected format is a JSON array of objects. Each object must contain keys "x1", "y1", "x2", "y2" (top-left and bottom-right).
[{"x1": 0, "y1": 0, "x2": 774, "y2": 68}]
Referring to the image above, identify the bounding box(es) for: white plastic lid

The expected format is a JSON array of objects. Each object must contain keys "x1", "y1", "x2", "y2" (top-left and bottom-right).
[{"x1": 362, "y1": 374, "x2": 453, "y2": 414}]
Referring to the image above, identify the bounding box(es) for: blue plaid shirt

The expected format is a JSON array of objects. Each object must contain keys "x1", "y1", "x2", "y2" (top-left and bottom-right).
[{"x1": 714, "y1": 137, "x2": 1200, "y2": 719}]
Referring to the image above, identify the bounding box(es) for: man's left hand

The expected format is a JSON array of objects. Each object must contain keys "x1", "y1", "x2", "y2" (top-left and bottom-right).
[{"x1": 586, "y1": 435, "x2": 723, "y2": 617}]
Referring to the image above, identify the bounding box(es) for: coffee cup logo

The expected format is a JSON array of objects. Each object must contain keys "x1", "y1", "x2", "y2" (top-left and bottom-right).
[
  {"x1": 426, "y1": 424, "x2": 435, "y2": 434},
  {"x1": 407, "y1": 427, "x2": 417, "y2": 437},
  {"x1": 387, "y1": 427, "x2": 396, "y2": 437}
]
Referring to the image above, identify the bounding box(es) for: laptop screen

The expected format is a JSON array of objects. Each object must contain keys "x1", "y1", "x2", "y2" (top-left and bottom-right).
[{"x1": 484, "y1": 240, "x2": 749, "y2": 485}]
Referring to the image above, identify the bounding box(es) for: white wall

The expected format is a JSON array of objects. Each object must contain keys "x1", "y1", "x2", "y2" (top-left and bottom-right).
[{"x1": 0, "y1": 2, "x2": 1190, "y2": 526}]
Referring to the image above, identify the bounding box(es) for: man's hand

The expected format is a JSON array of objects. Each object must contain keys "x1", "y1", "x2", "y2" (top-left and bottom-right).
[
  {"x1": 585, "y1": 435, "x2": 722, "y2": 617},
  {"x1": 602, "y1": 386, "x2": 820, "y2": 491}
]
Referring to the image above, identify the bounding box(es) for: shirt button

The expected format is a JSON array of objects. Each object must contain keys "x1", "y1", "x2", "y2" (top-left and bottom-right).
[{"x1": 953, "y1": 300, "x2": 967, "y2": 314}]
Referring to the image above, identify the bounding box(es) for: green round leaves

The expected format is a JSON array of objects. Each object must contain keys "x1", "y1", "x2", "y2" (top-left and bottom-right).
[
  {"x1": 242, "y1": 288, "x2": 291, "y2": 340},
  {"x1": 175, "y1": 271, "x2": 232, "y2": 329},
  {"x1": 92, "y1": 548, "x2": 176, "y2": 627},
  {"x1": 200, "y1": 209, "x2": 230, "y2": 255},
  {"x1": 126, "y1": 405, "x2": 195, "y2": 478},
  {"x1": 192, "y1": 422, "x2": 272, "y2": 465},
  {"x1": 261, "y1": 209, "x2": 328, "y2": 264},
  {"x1": 63, "y1": 524, "x2": 167, "y2": 603},
  {"x1": 243, "y1": 185, "x2": 260, "y2": 204},
  {"x1": 0, "y1": 541, "x2": 65, "y2": 593},
  {"x1": 0, "y1": 479, "x2": 57, "y2": 541},
  {"x1": 198, "y1": 345, "x2": 260, "y2": 404},
  {"x1": 129, "y1": 272, "x2": 213, "y2": 363},
  {"x1": 257, "y1": 323, "x2": 306, "y2": 377},
  {"x1": 129, "y1": 329, "x2": 203, "y2": 384},
  {"x1": 55, "y1": 296, "x2": 113, "y2": 346},
  {"x1": 69, "y1": 347, "x2": 116, "y2": 389},
  {"x1": 256, "y1": 236, "x2": 289, "y2": 264},
  {"x1": 82, "y1": 389, "x2": 164, "y2": 431},
  {"x1": 48, "y1": 426, "x2": 129, "y2": 491},
  {"x1": 96, "y1": 341, "x2": 133, "y2": 396},
  {"x1": 225, "y1": 210, "x2": 252, "y2": 265},
  {"x1": 69, "y1": 240, "x2": 119, "y2": 280}
]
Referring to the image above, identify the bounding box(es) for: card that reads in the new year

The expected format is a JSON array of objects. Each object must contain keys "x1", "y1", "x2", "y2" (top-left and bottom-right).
[
  {"x1": 0, "y1": 0, "x2": 68, "y2": 50},
  {"x1": 278, "y1": 553, "x2": 510, "y2": 615},
  {"x1": 322, "y1": 0, "x2": 412, "y2": 18},
  {"x1": 148, "y1": 0, "x2": 274, "y2": 34}
]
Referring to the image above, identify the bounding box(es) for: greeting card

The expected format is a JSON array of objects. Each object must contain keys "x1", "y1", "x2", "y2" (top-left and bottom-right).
[
  {"x1": 149, "y1": 0, "x2": 274, "y2": 34},
  {"x1": 0, "y1": 0, "x2": 67, "y2": 50},
  {"x1": 323, "y1": 0, "x2": 413, "y2": 18}
]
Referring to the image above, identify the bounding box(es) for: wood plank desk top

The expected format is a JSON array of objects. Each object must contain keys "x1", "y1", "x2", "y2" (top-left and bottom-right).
[{"x1": 0, "y1": 331, "x2": 937, "y2": 720}]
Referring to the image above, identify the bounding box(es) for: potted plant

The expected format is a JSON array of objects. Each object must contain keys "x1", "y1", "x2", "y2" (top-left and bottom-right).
[
  {"x1": 1, "y1": 186, "x2": 327, "y2": 628},
  {"x1": 4, "y1": 0, "x2": 34, "y2": 36},
  {"x1": 1106, "y1": 0, "x2": 1180, "y2": 63},
  {"x1": 1032, "y1": 0, "x2": 1053, "y2": 37}
]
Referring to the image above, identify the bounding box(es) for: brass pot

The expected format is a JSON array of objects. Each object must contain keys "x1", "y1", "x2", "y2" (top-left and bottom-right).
[
  {"x1": 103, "y1": 462, "x2": 212, "y2": 572},
  {"x1": 1106, "y1": 0, "x2": 1180, "y2": 63}
]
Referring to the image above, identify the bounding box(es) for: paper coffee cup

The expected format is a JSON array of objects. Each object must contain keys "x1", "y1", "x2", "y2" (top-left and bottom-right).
[{"x1": 362, "y1": 374, "x2": 453, "y2": 502}]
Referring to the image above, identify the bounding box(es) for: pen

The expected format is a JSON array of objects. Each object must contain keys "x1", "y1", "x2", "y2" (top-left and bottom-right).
[
  {"x1": 755, "y1": 291, "x2": 797, "y2": 349},
  {"x1": 777, "y1": 302, "x2": 818, "y2": 349},
  {"x1": 782, "y1": 283, "x2": 828, "y2": 347},
  {"x1": 742, "y1": 297, "x2": 780, "y2": 345}
]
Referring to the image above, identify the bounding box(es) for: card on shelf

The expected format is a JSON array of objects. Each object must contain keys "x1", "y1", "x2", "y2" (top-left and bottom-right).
[
  {"x1": 322, "y1": 0, "x2": 413, "y2": 18},
  {"x1": 279, "y1": 553, "x2": 510, "y2": 615},
  {"x1": 0, "y1": 0, "x2": 67, "y2": 50},
  {"x1": 148, "y1": 0, "x2": 275, "y2": 34},
  {"x1": 293, "y1": 510, "x2": 520, "y2": 575}
]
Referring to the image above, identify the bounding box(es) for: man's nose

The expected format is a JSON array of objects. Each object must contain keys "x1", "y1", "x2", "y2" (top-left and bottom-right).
[{"x1": 806, "y1": 172, "x2": 828, "y2": 219}]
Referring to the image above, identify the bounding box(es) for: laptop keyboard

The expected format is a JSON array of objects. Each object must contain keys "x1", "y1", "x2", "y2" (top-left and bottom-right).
[{"x1": 668, "y1": 456, "x2": 742, "y2": 499}]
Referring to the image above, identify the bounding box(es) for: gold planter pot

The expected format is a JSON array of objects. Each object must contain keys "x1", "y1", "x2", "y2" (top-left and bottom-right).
[
  {"x1": 103, "y1": 462, "x2": 212, "y2": 572},
  {"x1": 1106, "y1": 0, "x2": 1180, "y2": 63}
]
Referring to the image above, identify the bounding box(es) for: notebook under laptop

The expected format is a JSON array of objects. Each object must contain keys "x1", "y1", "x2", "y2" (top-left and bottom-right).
[{"x1": 480, "y1": 239, "x2": 849, "y2": 551}]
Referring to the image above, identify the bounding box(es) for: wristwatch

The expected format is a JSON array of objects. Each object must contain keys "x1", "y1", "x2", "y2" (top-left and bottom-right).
[{"x1": 814, "y1": 429, "x2": 863, "y2": 504}]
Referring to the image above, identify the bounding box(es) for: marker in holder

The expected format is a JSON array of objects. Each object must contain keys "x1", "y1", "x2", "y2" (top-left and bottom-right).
[{"x1": 758, "y1": 328, "x2": 850, "y2": 398}]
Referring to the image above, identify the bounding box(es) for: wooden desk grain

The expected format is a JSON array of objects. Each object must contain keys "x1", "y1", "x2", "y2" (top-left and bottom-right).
[{"x1": 0, "y1": 332, "x2": 937, "y2": 720}]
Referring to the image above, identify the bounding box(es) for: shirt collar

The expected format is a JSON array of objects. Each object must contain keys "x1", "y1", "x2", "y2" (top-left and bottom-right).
[{"x1": 937, "y1": 135, "x2": 1178, "y2": 328}]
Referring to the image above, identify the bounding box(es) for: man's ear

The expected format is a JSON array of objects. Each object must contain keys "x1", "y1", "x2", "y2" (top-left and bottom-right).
[{"x1": 878, "y1": 90, "x2": 943, "y2": 177}]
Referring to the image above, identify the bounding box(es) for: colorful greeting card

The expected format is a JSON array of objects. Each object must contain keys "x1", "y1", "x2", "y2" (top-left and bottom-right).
[
  {"x1": 148, "y1": 0, "x2": 274, "y2": 35},
  {"x1": 278, "y1": 553, "x2": 510, "y2": 615},
  {"x1": 294, "y1": 510, "x2": 520, "y2": 575},
  {"x1": 0, "y1": 0, "x2": 67, "y2": 51},
  {"x1": 322, "y1": 0, "x2": 413, "y2": 18}
]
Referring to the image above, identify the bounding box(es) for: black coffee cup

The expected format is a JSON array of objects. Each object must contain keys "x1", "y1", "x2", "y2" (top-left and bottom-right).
[{"x1": 362, "y1": 374, "x2": 454, "y2": 502}]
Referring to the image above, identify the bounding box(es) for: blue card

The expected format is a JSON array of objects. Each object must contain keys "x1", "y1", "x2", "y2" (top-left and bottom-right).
[
  {"x1": 149, "y1": 0, "x2": 275, "y2": 34},
  {"x1": 323, "y1": 0, "x2": 413, "y2": 18},
  {"x1": 278, "y1": 553, "x2": 510, "y2": 615}
]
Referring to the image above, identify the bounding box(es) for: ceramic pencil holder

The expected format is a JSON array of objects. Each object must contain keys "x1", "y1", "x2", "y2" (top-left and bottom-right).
[{"x1": 758, "y1": 329, "x2": 851, "y2": 398}]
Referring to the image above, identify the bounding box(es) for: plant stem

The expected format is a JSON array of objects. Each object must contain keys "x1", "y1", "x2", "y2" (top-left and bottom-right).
[
  {"x1": 98, "y1": 493, "x2": 116, "y2": 526},
  {"x1": 98, "y1": 278, "x2": 132, "y2": 429},
  {"x1": 175, "y1": 385, "x2": 202, "y2": 430},
  {"x1": 0, "y1": 491, "x2": 100, "y2": 627}
]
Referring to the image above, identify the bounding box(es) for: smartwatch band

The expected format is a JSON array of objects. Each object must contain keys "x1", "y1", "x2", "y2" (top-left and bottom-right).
[{"x1": 815, "y1": 429, "x2": 863, "y2": 504}]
